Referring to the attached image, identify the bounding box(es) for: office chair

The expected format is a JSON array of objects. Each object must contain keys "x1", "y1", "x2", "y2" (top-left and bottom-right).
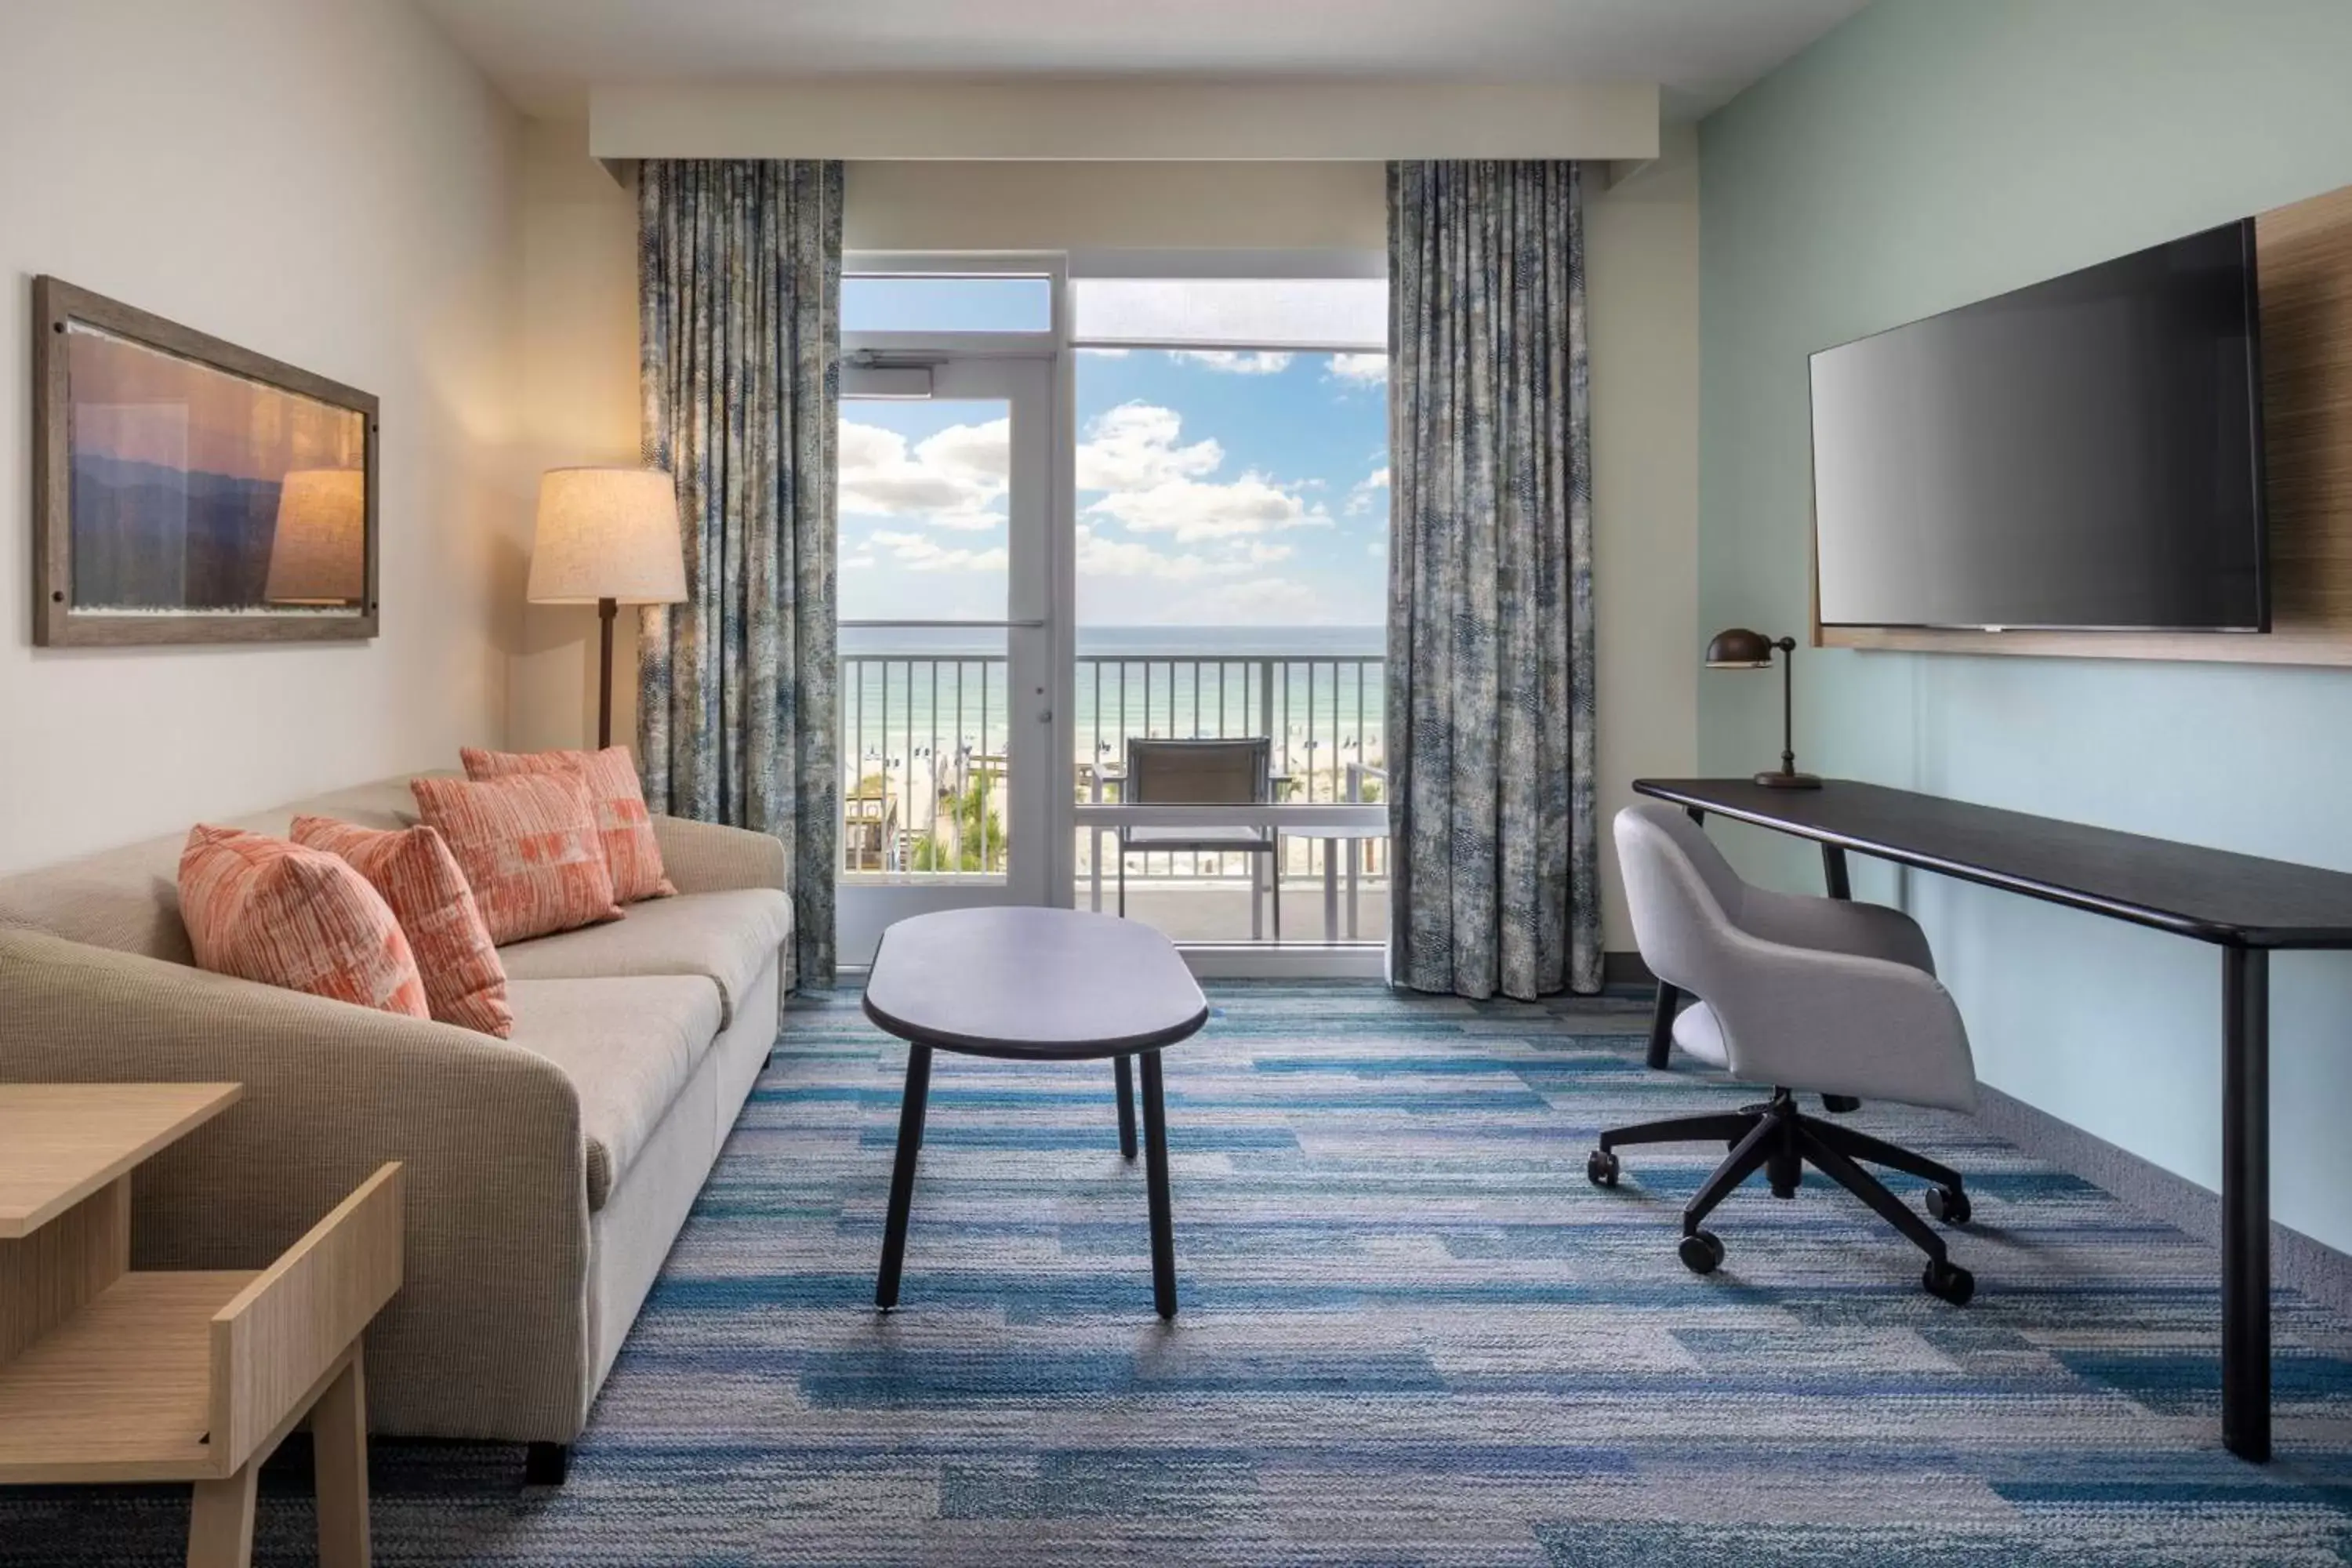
[
  {"x1": 1116, "y1": 738, "x2": 1283, "y2": 941},
  {"x1": 1592, "y1": 802, "x2": 1981, "y2": 1304}
]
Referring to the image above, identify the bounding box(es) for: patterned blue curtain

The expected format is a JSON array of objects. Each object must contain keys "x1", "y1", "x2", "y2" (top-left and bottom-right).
[
  {"x1": 1386, "y1": 161, "x2": 1600, "y2": 1000},
  {"x1": 637, "y1": 160, "x2": 840, "y2": 989}
]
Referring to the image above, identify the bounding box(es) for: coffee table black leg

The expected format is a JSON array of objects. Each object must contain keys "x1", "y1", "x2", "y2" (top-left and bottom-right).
[
  {"x1": 1115, "y1": 1054, "x2": 1138, "y2": 1160},
  {"x1": 876, "y1": 1043, "x2": 933, "y2": 1311},
  {"x1": 1139, "y1": 1050, "x2": 1178, "y2": 1319}
]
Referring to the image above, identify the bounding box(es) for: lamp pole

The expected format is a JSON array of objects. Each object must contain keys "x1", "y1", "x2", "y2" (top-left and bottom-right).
[
  {"x1": 1775, "y1": 636, "x2": 1797, "y2": 779},
  {"x1": 598, "y1": 597, "x2": 617, "y2": 750}
]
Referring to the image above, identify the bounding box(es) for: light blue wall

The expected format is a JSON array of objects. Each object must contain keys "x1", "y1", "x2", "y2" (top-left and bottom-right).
[{"x1": 1697, "y1": 0, "x2": 2352, "y2": 1251}]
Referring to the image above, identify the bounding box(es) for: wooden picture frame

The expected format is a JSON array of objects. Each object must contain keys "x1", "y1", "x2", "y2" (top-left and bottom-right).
[{"x1": 32, "y1": 278, "x2": 379, "y2": 647}]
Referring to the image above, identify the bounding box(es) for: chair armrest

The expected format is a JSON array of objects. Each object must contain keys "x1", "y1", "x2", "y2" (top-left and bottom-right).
[
  {"x1": 1737, "y1": 887, "x2": 1937, "y2": 974},
  {"x1": 652, "y1": 815, "x2": 787, "y2": 895},
  {"x1": 1710, "y1": 927, "x2": 1980, "y2": 1115},
  {"x1": 0, "y1": 927, "x2": 593, "y2": 1442}
]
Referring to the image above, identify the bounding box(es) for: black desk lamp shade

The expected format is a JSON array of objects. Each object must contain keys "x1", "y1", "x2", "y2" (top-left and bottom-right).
[{"x1": 1705, "y1": 628, "x2": 1820, "y2": 789}]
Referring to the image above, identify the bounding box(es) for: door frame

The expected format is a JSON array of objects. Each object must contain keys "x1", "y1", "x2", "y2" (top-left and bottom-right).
[
  {"x1": 837, "y1": 262, "x2": 1068, "y2": 965},
  {"x1": 837, "y1": 251, "x2": 1391, "y2": 977}
]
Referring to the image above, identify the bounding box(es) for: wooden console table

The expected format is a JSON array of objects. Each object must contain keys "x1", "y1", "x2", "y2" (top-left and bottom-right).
[{"x1": 0, "y1": 1083, "x2": 404, "y2": 1567}]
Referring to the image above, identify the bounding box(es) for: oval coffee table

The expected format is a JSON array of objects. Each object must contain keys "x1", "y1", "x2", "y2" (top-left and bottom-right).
[{"x1": 862, "y1": 906, "x2": 1209, "y2": 1319}]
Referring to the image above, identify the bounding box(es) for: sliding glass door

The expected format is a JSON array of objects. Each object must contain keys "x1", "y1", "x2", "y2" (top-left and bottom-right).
[
  {"x1": 833, "y1": 256, "x2": 1390, "y2": 974},
  {"x1": 835, "y1": 355, "x2": 1054, "y2": 965}
]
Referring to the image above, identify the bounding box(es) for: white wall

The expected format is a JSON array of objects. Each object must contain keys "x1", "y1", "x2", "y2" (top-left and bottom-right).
[
  {"x1": 0, "y1": 0, "x2": 525, "y2": 871},
  {"x1": 510, "y1": 130, "x2": 1702, "y2": 949},
  {"x1": 1586, "y1": 125, "x2": 1702, "y2": 949},
  {"x1": 844, "y1": 162, "x2": 1386, "y2": 252},
  {"x1": 510, "y1": 122, "x2": 645, "y2": 752},
  {"x1": 592, "y1": 81, "x2": 1661, "y2": 162}
]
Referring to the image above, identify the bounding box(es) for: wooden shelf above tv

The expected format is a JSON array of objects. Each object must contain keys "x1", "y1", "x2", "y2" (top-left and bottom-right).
[{"x1": 1817, "y1": 179, "x2": 2352, "y2": 667}]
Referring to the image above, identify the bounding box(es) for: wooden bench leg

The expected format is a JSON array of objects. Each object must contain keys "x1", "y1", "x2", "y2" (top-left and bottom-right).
[
  {"x1": 187, "y1": 1464, "x2": 258, "y2": 1568},
  {"x1": 314, "y1": 1351, "x2": 372, "y2": 1568}
]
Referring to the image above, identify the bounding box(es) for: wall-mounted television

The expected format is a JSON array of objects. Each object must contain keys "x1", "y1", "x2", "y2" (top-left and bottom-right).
[{"x1": 1810, "y1": 220, "x2": 2268, "y2": 633}]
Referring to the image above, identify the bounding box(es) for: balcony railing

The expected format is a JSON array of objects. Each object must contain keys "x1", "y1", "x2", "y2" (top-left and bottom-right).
[{"x1": 839, "y1": 650, "x2": 1388, "y2": 890}]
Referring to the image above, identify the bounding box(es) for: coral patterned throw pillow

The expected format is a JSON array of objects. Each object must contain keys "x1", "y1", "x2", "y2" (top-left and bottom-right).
[
  {"x1": 409, "y1": 772, "x2": 622, "y2": 946},
  {"x1": 178, "y1": 826, "x2": 430, "y2": 1018},
  {"x1": 292, "y1": 816, "x2": 514, "y2": 1037},
  {"x1": 459, "y1": 745, "x2": 677, "y2": 903}
]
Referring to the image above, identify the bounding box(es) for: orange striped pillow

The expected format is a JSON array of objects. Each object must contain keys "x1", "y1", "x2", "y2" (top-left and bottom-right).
[
  {"x1": 292, "y1": 816, "x2": 513, "y2": 1037},
  {"x1": 178, "y1": 826, "x2": 430, "y2": 1018},
  {"x1": 460, "y1": 746, "x2": 677, "y2": 903},
  {"x1": 410, "y1": 772, "x2": 622, "y2": 945}
]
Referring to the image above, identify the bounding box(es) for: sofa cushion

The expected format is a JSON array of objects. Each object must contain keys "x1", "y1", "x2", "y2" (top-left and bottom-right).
[
  {"x1": 292, "y1": 816, "x2": 514, "y2": 1037},
  {"x1": 496, "y1": 887, "x2": 791, "y2": 1028},
  {"x1": 503, "y1": 976, "x2": 724, "y2": 1210},
  {"x1": 462, "y1": 746, "x2": 677, "y2": 903},
  {"x1": 0, "y1": 775, "x2": 440, "y2": 965},
  {"x1": 412, "y1": 773, "x2": 622, "y2": 945},
  {"x1": 178, "y1": 825, "x2": 430, "y2": 1019}
]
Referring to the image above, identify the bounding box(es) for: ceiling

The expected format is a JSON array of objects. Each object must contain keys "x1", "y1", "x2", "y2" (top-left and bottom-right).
[{"x1": 415, "y1": 0, "x2": 1871, "y2": 121}]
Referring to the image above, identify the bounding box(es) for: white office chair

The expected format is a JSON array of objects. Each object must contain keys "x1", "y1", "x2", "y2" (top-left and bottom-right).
[{"x1": 1592, "y1": 801, "x2": 1982, "y2": 1304}]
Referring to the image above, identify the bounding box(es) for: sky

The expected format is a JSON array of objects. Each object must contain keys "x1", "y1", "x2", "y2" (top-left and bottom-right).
[{"x1": 837, "y1": 282, "x2": 1388, "y2": 631}]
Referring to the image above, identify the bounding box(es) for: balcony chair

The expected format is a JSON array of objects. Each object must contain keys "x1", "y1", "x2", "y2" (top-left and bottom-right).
[
  {"x1": 1116, "y1": 737, "x2": 1281, "y2": 942},
  {"x1": 1588, "y1": 801, "x2": 1982, "y2": 1305}
]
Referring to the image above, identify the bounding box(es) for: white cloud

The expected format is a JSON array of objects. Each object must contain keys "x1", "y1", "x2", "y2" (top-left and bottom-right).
[
  {"x1": 1169, "y1": 350, "x2": 1294, "y2": 376},
  {"x1": 1328, "y1": 353, "x2": 1388, "y2": 386},
  {"x1": 839, "y1": 417, "x2": 1007, "y2": 531},
  {"x1": 868, "y1": 529, "x2": 1007, "y2": 573},
  {"x1": 1345, "y1": 465, "x2": 1390, "y2": 517},
  {"x1": 1075, "y1": 524, "x2": 1247, "y2": 583},
  {"x1": 1367, "y1": 540, "x2": 1387, "y2": 558},
  {"x1": 1090, "y1": 470, "x2": 1327, "y2": 542},
  {"x1": 1075, "y1": 402, "x2": 1223, "y2": 492},
  {"x1": 1076, "y1": 401, "x2": 1329, "y2": 543}
]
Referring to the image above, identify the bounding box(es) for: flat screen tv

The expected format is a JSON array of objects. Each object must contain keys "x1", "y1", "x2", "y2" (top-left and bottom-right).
[{"x1": 1810, "y1": 220, "x2": 2267, "y2": 633}]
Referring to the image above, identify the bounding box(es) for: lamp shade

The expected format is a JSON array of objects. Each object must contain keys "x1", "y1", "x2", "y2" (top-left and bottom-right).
[
  {"x1": 1704, "y1": 626, "x2": 1777, "y2": 669},
  {"x1": 527, "y1": 467, "x2": 686, "y2": 605},
  {"x1": 264, "y1": 468, "x2": 367, "y2": 604}
]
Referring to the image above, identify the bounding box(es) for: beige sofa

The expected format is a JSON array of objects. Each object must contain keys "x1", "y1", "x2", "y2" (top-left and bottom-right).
[{"x1": 0, "y1": 775, "x2": 792, "y2": 1478}]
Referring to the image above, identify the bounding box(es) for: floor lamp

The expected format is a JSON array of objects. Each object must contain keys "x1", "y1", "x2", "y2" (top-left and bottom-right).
[{"x1": 527, "y1": 468, "x2": 688, "y2": 750}]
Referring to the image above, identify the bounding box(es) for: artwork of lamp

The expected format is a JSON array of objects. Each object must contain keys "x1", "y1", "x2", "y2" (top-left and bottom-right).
[
  {"x1": 527, "y1": 467, "x2": 687, "y2": 749},
  {"x1": 264, "y1": 468, "x2": 367, "y2": 606},
  {"x1": 1705, "y1": 627, "x2": 1820, "y2": 789}
]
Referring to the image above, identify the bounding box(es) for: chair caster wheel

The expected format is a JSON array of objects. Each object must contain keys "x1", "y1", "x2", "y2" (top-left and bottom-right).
[
  {"x1": 1585, "y1": 1149, "x2": 1620, "y2": 1188},
  {"x1": 1679, "y1": 1231, "x2": 1726, "y2": 1275},
  {"x1": 1922, "y1": 1259, "x2": 1975, "y2": 1305},
  {"x1": 1926, "y1": 1186, "x2": 1972, "y2": 1226}
]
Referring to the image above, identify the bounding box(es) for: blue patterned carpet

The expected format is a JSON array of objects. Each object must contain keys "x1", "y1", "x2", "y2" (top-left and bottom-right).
[{"x1": 12, "y1": 982, "x2": 2352, "y2": 1565}]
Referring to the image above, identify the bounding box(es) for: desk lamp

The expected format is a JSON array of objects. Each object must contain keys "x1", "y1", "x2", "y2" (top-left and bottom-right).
[{"x1": 1706, "y1": 627, "x2": 1820, "y2": 789}]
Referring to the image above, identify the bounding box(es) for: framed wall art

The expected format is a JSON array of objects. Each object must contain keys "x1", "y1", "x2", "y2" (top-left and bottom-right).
[{"x1": 32, "y1": 277, "x2": 379, "y2": 646}]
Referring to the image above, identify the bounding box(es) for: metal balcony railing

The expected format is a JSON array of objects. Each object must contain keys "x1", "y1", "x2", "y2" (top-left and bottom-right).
[{"x1": 840, "y1": 650, "x2": 1388, "y2": 885}]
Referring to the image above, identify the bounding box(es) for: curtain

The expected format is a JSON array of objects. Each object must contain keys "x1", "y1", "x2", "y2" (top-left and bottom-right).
[
  {"x1": 637, "y1": 159, "x2": 842, "y2": 990},
  {"x1": 1385, "y1": 161, "x2": 1600, "y2": 1000}
]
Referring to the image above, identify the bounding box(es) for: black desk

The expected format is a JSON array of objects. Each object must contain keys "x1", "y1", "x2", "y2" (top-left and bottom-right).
[{"x1": 1634, "y1": 776, "x2": 2352, "y2": 1464}]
